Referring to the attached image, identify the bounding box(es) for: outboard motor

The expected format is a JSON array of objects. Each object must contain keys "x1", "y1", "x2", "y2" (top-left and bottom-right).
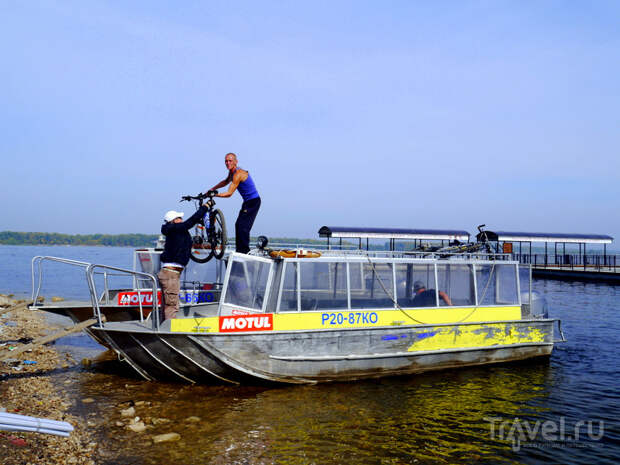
[{"x1": 521, "y1": 290, "x2": 549, "y2": 319}]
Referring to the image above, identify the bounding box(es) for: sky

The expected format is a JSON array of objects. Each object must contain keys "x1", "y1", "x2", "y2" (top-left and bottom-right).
[{"x1": 1, "y1": 1, "x2": 619, "y2": 242}]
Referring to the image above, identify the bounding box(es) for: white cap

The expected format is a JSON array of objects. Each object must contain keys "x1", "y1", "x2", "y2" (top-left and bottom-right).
[{"x1": 164, "y1": 210, "x2": 184, "y2": 222}]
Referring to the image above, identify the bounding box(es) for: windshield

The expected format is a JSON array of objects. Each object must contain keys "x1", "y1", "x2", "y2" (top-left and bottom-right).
[{"x1": 223, "y1": 256, "x2": 271, "y2": 311}]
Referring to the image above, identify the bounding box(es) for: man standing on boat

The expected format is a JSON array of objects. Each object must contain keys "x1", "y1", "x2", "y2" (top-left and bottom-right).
[
  {"x1": 206, "y1": 152, "x2": 261, "y2": 254},
  {"x1": 159, "y1": 204, "x2": 210, "y2": 320}
]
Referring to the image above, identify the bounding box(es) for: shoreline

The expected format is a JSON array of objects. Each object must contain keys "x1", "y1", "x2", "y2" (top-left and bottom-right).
[
  {"x1": 0, "y1": 244, "x2": 138, "y2": 248},
  {"x1": 0, "y1": 295, "x2": 98, "y2": 464}
]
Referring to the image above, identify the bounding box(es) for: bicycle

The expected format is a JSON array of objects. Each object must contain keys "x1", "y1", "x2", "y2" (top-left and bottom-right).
[{"x1": 180, "y1": 191, "x2": 228, "y2": 263}]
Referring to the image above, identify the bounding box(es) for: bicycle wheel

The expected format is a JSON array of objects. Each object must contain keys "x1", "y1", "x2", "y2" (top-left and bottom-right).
[
  {"x1": 210, "y1": 209, "x2": 228, "y2": 260},
  {"x1": 190, "y1": 223, "x2": 215, "y2": 263}
]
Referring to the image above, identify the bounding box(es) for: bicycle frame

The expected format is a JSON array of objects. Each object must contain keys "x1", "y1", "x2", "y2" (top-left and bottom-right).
[{"x1": 181, "y1": 192, "x2": 227, "y2": 263}]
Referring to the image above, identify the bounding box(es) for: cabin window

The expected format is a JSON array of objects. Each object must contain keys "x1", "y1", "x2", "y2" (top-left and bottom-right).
[
  {"x1": 497, "y1": 264, "x2": 519, "y2": 304},
  {"x1": 350, "y1": 262, "x2": 395, "y2": 309},
  {"x1": 518, "y1": 265, "x2": 530, "y2": 304},
  {"x1": 348, "y1": 262, "x2": 364, "y2": 290},
  {"x1": 299, "y1": 262, "x2": 348, "y2": 311},
  {"x1": 476, "y1": 265, "x2": 497, "y2": 305},
  {"x1": 279, "y1": 262, "x2": 298, "y2": 311},
  {"x1": 436, "y1": 264, "x2": 475, "y2": 306},
  {"x1": 224, "y1": 259, "x2": 270, "y2": 310},
  {"x1": 475, "y1": 264, "x2": 519, "y2": 305},
  {"x1": 300, "y1": 261, "x2": 330, "y2": 290},
  {"x1": 395, "y1": 264, "x2": 438, "y2": 307}
]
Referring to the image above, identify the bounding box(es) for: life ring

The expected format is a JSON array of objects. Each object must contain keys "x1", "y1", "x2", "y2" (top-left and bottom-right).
[
  {"x1": 299, "y1": 251, "x2": 321, "y2": 258},
  {"x1": 269, "y1": 249, "x2": 322, "y2": 259},
  {"x1": 269, "y1": 250, "x2": 296, "y2": 258}
]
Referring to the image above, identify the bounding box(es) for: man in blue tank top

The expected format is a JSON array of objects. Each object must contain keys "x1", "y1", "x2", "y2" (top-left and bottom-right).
[{"x1": 207, "y1": 153, "x2": 261, "y2": 254}]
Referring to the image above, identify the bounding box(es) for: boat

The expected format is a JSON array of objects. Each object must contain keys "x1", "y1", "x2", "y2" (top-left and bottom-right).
[{"x1": 79, "y1": 235, "x2": 565, "y2": 384}]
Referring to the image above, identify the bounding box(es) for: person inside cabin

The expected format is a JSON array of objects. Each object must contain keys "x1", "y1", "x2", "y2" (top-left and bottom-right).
[
  {"x1": 412, "y1": 280, "x2": 452, "y2": 307},
  {"x1": 206, "y1": 152, "x2": 261, "y2": 254},
  {"x1": 158, "y1": 203, "x2": 210, "y2": 320}
]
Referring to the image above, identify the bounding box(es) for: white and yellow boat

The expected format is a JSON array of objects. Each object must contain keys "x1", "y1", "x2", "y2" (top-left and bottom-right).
[{"x1": 89, "y1": 245, "x2": 565, "y2": 384}]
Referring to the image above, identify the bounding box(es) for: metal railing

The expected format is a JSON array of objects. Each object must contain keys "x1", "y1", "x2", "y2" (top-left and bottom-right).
[
  {"x1": 253, "y1": 246, "x2": 512, "y2": 262},
  {"x1": 31, "y1": 256, "x2": 91, "y2": 304},
  {"x1": 513, "y1": 253, "x2": 619, "y2": 272},
  {"x1": 133, "y1": 248, "x2": 226, "y2": 290},
  {"x1": 85, "y1": 263, "x2": 160, "y2": 329},
  {"x1": 30, "y1": 256, "x2": 160, "y2": 329}
]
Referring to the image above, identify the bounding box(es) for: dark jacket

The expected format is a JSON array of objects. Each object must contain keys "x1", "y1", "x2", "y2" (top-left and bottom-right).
[
  {"x1": 412, "y1": 289, "x2": 437, "y2": 307},
  {"x1": 160, "y1": 205, "x2": 208, "y2": 267}
]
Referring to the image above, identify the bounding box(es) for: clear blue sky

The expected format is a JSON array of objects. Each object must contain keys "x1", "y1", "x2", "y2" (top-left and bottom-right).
[{"x1": 1, "y1": 1, "x2": 619, "y2": 242}]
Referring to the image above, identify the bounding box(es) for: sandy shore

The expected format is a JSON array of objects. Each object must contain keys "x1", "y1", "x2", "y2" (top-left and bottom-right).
[{"x1": 0, "y1": 295, "x2": 98, "y2": 465}]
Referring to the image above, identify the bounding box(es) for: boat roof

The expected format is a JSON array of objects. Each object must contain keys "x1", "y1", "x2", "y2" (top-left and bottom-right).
[
  {"x1": 479, "y1": 231, "x2": 613, "y2": 244},
  {"x1": 318, "y1": 226, "x2": 470, "y2": 241}
]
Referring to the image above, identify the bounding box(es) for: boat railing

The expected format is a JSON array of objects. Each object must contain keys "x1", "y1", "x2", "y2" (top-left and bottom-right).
[
  {"x1": 254, "y1": 246, "x2": 511, "y2": 261},
  {"x1": 266, "y1": 241, "x2": 358, "y2": 251},
  {"x1": 325, "y1": 249, "x2": 511, "y2": 261},
  {"x1": 31, "y1": 256, "x2": 160, "y2": 328},
  {"x1": 513, "y1": 253, "x2": 620, "y2": 272},
  {"x1": 85, "y1": 264, "x2": 160, "y2": 329},
  {"x1": 133, "y1": 248, "x2": 227, "y2": 289},
  {"x1": 31, "y1": 256, "x2": 92, "y2": 305}
]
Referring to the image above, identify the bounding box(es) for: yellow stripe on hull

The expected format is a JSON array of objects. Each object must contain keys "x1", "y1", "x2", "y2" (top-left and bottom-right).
[{"x1": 170, "y1": 306, "x2": 522, "y2": 333}]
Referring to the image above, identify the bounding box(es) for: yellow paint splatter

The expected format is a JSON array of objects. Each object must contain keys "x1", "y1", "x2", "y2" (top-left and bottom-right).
[{"x1": 408, "y1": 324, "x2": 547, "y2": 352}]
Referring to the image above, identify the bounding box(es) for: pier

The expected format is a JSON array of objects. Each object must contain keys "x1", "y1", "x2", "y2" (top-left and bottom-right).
[
  {"x1": 318, "y1": 226, "x2": 619, "y2": 284},
  {"x1": 476, "y1": 230, "x2": 619, "y2": 283}
]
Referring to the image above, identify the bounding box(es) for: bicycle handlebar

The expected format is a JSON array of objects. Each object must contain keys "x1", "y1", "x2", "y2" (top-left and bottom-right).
[{"x1": 180, "y1": 191, "x2": 217, "y2": 202}]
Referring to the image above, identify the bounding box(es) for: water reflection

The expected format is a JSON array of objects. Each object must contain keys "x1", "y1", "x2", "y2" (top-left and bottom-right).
[{"x1": 71, "y1": 356, "x2": 556, "y2": 465}]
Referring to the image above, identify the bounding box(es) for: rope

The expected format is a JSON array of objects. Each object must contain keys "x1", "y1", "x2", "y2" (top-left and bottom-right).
[
  {"x1": 364, "y1": 254, "x2": 427, "y2": 325},
  {"x1": 452, "y1": 261, "x2": 496, "y2": 323},
  {"x1": 363, "y1": 254, "x2": 498, "y2": 325}
]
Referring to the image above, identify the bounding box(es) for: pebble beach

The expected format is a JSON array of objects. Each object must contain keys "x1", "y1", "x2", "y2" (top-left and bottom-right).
[
  {"x1": 0, "y1": 295, "x2": 98, "y2": 464},
  {"x1": 0, "y1": 294, "x2": 207, "y2": 465}
]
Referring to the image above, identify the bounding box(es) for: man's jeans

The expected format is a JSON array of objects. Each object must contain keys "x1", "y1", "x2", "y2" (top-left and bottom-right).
[{"x1": 235, "y1": 197, "x2": 261, "y2": 254}]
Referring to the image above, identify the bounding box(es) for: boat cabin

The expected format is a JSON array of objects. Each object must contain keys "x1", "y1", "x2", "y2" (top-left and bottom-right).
[{"x1": 218, "y1": 251, "x2": 529, "y2": 317}]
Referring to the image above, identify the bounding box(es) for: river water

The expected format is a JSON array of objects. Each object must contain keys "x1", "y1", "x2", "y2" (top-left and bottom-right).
[{"x1": 1, "y1": 245, "x2": 618, "y2": 464}]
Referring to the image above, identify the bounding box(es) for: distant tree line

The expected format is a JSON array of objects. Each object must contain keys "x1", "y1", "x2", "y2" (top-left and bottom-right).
[
  {"x1": 0, "y1": 231, "x2": 159, "y2": 247},
  {"x1": 0, "y1": 231, "x2": 392, "y2": 250},
  {"x1": 0, "y1": 231, "x2": 329, "y2": 248}
]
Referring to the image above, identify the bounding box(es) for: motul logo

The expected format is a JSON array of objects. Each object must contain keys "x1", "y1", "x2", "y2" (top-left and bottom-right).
[
  {"x1": 219, "y1": 314, "x2": 274, "y2": 332},
  {"x1": 117, "y1": 291, "x2": 162, "y2": 306}
]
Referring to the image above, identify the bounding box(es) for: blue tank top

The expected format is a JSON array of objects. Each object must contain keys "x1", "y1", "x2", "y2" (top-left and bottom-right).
[{"x1": 237, "y1": 171, "x2": 260, "y2": 201}]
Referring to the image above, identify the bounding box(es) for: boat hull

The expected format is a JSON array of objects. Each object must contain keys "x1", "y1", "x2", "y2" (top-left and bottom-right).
[{"x1": 91, "y1": 319, "x2": 555, "y2": 384}]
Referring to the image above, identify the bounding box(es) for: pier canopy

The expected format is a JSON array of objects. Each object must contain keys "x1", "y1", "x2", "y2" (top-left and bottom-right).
[
  {"x1": 476, "y1": 229, "x2": 614, "y2": 265},
  {"x1": 477, "y1": 231, "x2": 613, "y2": 244},
  {"x1": 319, "y1": 226, "x2": 470, "y2": 241},
  {"x1": 318, "y1": 226, "x2": 470, "y2": 250}
]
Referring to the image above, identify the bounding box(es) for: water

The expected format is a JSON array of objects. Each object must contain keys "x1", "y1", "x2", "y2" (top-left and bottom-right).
[
  {"x1": 1, "y1": 245, "x2": 618, "y2": 464},
  {"x1": 0, "y1": 245, "x2": 134, "y2": 300}
]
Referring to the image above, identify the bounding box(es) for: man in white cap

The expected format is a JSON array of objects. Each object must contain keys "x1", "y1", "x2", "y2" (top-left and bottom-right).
[{"x1": 158, "y1": 203, "x2": 210, "y2": 320}]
